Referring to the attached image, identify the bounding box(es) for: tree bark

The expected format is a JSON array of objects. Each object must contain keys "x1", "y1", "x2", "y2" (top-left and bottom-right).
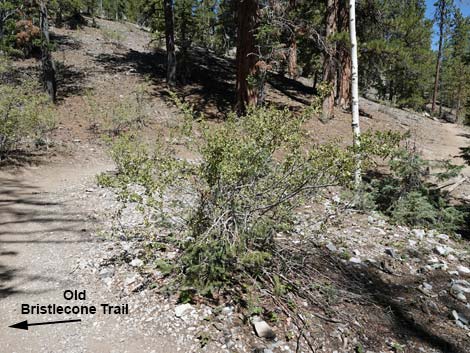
[
  {"x1": 287, "y1": 36, "x2": 298, "y2": 79},
  {"x1": 235, "y1": 0, "x2": 259, "y2": 114},
  {"x1": 432, "y1": 0, "x2": 447, "y2": 114},
  {"x1": 349, "y1": 0, "x2": 361, "y2": 187},
  {"x1": 286, "y1": 0, "x2": 298, "y2": 79},
  {"x1": 321, "y1": 0, "x2": 338, "y2": 121},
  {"x1": 39, "y1": 0, "x2": 57, "y2": 103},
  {"x1": 164, "y1": 0, "x2": 177, "y2": 86},
  {"x1": 336, "y1": 0, "x2": 351, "y2": 109}
]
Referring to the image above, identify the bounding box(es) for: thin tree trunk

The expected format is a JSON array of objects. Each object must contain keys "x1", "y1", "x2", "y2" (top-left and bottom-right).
[
  {"x1": 39, "y1": 0, "x2": 56, "y2": 103},
  {"x1": 432, "y1": 1, "x2": 446, "y2": 113},
  {"x1": 336, "y1": 0, "x2": 351, "y2": 109},
  {"x1": 235, "y1": 0, "x2": 259, "y2": 114},
  {"x1": 321, "y1": 0, "x2": 338, "y2": 121},
  {"x1": 287, "y1": 0, "x2": 298, "y2": 79},
  {"x1": 349, "y1": 0, "x2": 361, "y2": 187},
  {"x1": 287, "y1": 36, "x2": 298, "y2": 78},
  {"x1": 164, "y1": 0, "x2": 176, "y2": 86}
]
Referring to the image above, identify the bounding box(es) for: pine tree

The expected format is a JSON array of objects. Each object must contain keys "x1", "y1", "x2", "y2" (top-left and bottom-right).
[
  {"x1": 441, "y1": 9, "x2": 470, "y2": 121},
  {"x1": 431, "y1": 0, "x2": 454, "y2": 114},
  {"x1": 235, "y1": 0, "x2": 259, "y2": 113},
  {"x1": 39, "y1": 0, "x2": 57, "y2": 102},
  {"x1": 164, "y1": 0, "x2": 176, "y2": 85}
]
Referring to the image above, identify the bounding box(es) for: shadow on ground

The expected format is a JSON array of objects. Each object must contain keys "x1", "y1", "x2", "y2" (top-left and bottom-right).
[
  {"x1": 92, "y1": 46, "x2": 315, "y2": 117},
  {"x1": 0, "y1": 176, "x2": 93, "y2": 299},
  {"x1": 274, "y1": 243, "x2": 470, "y2": 353}
]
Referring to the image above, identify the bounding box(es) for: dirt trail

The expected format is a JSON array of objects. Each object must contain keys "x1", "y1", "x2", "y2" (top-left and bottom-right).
[
  {"x1": 0, "y1": 19, "x2": 209, "y2": 353},
  {"x1": 0, "y1": 150, "x2": 178, "y2": 353}
]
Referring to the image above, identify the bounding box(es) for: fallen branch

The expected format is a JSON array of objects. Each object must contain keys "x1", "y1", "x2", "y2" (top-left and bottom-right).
[{"x1": 437, "y1": 176, "x2": 468, "y2": 192}]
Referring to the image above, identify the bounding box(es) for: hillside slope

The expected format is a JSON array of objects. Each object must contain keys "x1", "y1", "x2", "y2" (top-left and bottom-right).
[{"x1": 1, "y1": 18, "x2": 470, "y2": 353}]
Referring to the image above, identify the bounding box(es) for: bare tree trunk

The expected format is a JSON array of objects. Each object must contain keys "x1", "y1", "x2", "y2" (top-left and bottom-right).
[
  {"x1": 164, "y1": 0, "x2": 177, "y2": 86},
  {"x1": 349, "y1": 0, "x2": 361, "y2": 187},
  {"x1": 287, "y1": 36, "x2": 298, "y2": 79},
  {"x1": 235, "y1": 0, "x2": 259, "y2": 114},
  {"x1": 39, "y1": 0, "x2": 56, "y2": 103},
  {"x1": 432, "y1": 0, "x2": 446, "y2": 114},
  {"x1": 286, "y1": 0, "x2": 298, "y2": 79},
  {"x1": 321, "y1": 0, "x2": 338, "y2": 121},
  {"x1": 336, "y1": 0, "x2": 351, "y2": 109}
]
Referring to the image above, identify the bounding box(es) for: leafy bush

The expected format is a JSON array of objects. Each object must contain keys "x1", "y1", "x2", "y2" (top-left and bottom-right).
[
  {"x1": 0, "y1": 58, "x2": 56, "y2": 159},
  {"x1": 181, "y1": 106, "x2": 357, "y2": 291},
  {"x1": 85, "y1": 83, "x2": 151, "y2": 136}
]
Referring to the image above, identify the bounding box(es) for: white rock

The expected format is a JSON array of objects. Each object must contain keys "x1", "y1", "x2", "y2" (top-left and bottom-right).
[
  {"x1": 175, "y1": 303, "x2": 193, "y2": 318},
  {"x1": 349, "y1": 257, "x2": 362, "y2": 264},
  {"x1": 130, "y1": 258, "x2": 144, "y2": 267},
  {"x1": 252, "y1": 318, "x2": 276, "y2": 339},
  {"x1": 434, "y1": 245, "x2": 450, "y2": 256},
  {"x1": 99, "y1": 267, "x2": 114, "y2": 279},
  {"x1": 457, "y1": 266, "x2": 470, "y2": 276},
  {"x1": 326, "y1": 242, "x2": 337, "y2": 252},
  {"x1": 413, "y1": 229, "x2": 426, "y2": 239},
  {"x1": 437, "y1": 234, "x2": 450, "y2": 241}
]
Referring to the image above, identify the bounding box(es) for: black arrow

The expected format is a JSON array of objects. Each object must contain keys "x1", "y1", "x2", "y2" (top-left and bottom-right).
[{"x1": 9, "y1": 319, "x2": 81, "y2": 330}]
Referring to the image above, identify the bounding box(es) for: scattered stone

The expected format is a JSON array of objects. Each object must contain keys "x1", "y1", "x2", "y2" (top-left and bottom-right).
[
  {"x1": 422, "y1": 282, "x2": 433, "y2": 291},
  {"x1": 413, "y1": 229, "x2": 426, "y2": 239},
  {"x1": 434, "y1": 245, "x2": 450, "y2": 256},
  {"x1": 408, "y1": 239, "x2": 417, "y2": 247},
  {"x1": 451, "y1": 280, "x2": 470, "y2": 293},
  {"x1": 130, "y1": 258, "x2": 144, "y2": 267},
  {"x1": 457, "y1": 266, "x2": 470, "y2": 276},
  {"x1": 418, "y1": 283, "x2": 434, "y2": 297},
  {"x1": 349, "y1": 257, "x2": 362, "y2": 264},
  {"x1": 326, "y1": 242, "x2": 337, "y2": 252},
  {"x1": 452, "y1": 310, "x2": 470, "y2": 329},
  {"x1": 453, "y1": 291, "x2": 467, "y2": 302},
  {"x1": 437, "y1": 234, "x2": 450, "y2": 242},
  {"x1": 252, "y1": 317, "x2": 276, "y2": 340},
  {"x1": 385, "y1": 247, "x2": 396, "y2": 258},
  {"x1": 430, "y1": 262, "x2": 448, "y2": 271},
  {"x1": 175, "y1": 303, "x2": 193, "y2": 318},
  {"x1": 99, "y1": 267, "x2": 114, "y2": 279}
]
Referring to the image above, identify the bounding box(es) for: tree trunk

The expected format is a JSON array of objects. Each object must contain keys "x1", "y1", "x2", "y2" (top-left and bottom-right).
[
  {"x1": 286, "y1": 0, "x2": 298, "y2": 79},
  {"x1": 164, "y1": 0, "x2": 177, "y2": 86},
  {"x1": 235, "y1": 0, "x2": 259, "y2": 114},
  {"x1": 432, "y1": 1, "x2": 446, "y2": 114},
  {"x1": 349, "y1": 0, "x2": 361, "y2": 187},
  {"x1": 287, "y1": 36, "x2": 298, "y2": 79},
  {"x1": 39, "y1": 0, "x2": 57, "y2": 103},
  {"x1": 321, "y1": 0, "x2": 338, "y2": 121},
  {"x1": 336, "y1": 0, "x2": 351, "y2": 109}
]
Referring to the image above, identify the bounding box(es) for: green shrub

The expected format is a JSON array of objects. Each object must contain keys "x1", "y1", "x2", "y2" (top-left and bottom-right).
[
  {"x1": 85, "y1": 83, "x2": 151, "y2": 136},
  {"x1": 0, "y1": 58, "x2": 56, "y2": 159},
  {"x1": 361, "y1": 141, "x2": 464, "y2": 232},
  {"x1": 181, "y1": 105, "x2": 357, "y2": 291}
]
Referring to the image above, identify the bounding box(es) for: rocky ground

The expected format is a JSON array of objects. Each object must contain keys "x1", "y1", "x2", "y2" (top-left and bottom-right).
[{"x1": 1, "y1": 17, "x2": 470, "y2": 353}]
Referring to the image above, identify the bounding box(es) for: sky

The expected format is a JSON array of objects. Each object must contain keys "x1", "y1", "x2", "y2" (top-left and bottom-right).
[{"x1": 425, "y1": 0, "x2": 470, "y2": 48}]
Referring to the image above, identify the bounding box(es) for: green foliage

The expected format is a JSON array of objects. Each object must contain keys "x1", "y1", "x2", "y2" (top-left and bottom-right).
[
  {"x1": 360, "y1": 141, "x2": 464, "y2": 232},
  {"x1": 0, "y1": 58, "x2": 56, "y2": 158},
  {"x1": 85, "y1": 82, "x2": 151, "y2": 136},
  {"x1": 358, "y1": 0, "x2": 434, "y2": 108},
  {"x1": 181, "y1": 105, "x2": 357, "y2": 291}
]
